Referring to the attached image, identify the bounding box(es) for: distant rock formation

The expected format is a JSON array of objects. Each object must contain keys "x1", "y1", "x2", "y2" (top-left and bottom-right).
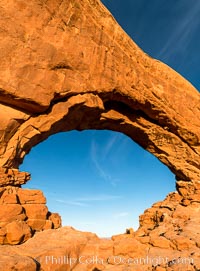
[{"x1": 0, "y1": 0, "x2": 199, "y2": 270}]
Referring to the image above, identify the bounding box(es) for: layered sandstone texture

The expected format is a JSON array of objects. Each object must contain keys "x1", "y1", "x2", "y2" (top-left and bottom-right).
[
  {"x1": 1, "y1": 179, "x2": 200, "y2": 270},
  {"x1": 0, "y1": 0, "x2": 200, "y2": 270},
  {"x1": 0, "y1": 169, "x2": 61, "y2": 245},
  {"x1": 0, "y1": 218, "x2": 199, "y2": 271},
  {"x1": 0, "y1": 0, "x2": 199, "y2": 181}
]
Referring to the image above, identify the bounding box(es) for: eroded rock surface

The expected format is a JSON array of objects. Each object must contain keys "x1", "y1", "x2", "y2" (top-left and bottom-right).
[
  {"x1": 0, "y1": 184, "x2": 61, "y2": 245},
  {"x1": 0, "y1": 173, "x2": 199, "y2": 270},
  {"x1": 0, "y1": 222, "x2": 199, "y2": 271},
  {"x1": 0, "y1": 0, "x2": 199, "y2": 181},
  {"x1": 0, "y1": 167, "x2": 30, "y2": 186},
  {"x1": 0, "y1": 0, "x2": 200, "y2": 270}
]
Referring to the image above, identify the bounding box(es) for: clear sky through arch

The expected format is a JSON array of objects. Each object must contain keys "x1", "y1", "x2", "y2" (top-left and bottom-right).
[{"x1": 20, "y1": 130, "x2": 175, "y2": 237}]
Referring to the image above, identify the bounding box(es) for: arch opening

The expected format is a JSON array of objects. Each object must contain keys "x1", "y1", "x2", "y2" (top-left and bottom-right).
[{"x1": 20, "y1": 129, "x2": 175, "y2": 237}]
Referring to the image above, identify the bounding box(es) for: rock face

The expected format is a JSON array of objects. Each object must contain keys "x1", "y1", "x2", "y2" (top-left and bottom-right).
[
  {"x1": 0, "y1": 0, "x2": 199, "y2": 181},
  {"x1": 0, "y1": 182, "x2": 61, "y2": 245},
  {"x1": 0, "y1": 225, "x2": 199, "y2": 271},
  {"x1": 0, "y1": 167, "x2": 30, "y2": 186},
  {"x1": 0, "y1": 0, "x2": 200, "y2": 269}
]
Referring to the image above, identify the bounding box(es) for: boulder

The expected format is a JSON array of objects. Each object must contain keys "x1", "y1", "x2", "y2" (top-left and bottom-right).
[
  {"x1": 5, "y1": 220, "x2": 32, "y2": 245},
  {"x1": 17, "y1": 188, "x2": 46, "y2": 204},
  {"x1": 48, "y1": 212, "x2": 62, "y2": 229},
  {"x1": 0, "y1": 187, "x2": 61, "y2": 244},
  {"x1": 0, "y1": 204, "x2": 25, "y2": 224},
  {"x1": 23, "y1": 204, "x2": 48, "y2": 220}
]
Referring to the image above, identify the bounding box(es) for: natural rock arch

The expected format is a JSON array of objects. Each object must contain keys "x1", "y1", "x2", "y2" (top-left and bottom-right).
[
  {"x1": 0, "y1": 0, "x2": 199, "y2": 182},
  {"x1": 0, "y1": 0, "x2": 200, "y2": 254}
]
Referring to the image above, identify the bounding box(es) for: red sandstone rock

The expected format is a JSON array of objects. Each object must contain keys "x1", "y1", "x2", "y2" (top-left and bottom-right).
[
  {"x1": 0, "y1": 0, "x2": 199, "y2": 183},
  {"x1": 0, "y1": 226, "x2": 198, "y2": 270},
  {"x1": 0, "y1": 190, "x2": 18, "y2": 204},
  {"x1": 150, "y1": 236, "x2": 172, "y2": 249},
  {"x1": 48, "y1": 212, "x2": 62, "y2": 229},
  {"x1": 0, "y1": 0, "x2": 199, "y2": 269},
  {"x1": 0, "y1": 227, "x2": 6, "y2": 244},
  {"x1": 176, "y1": 180, "x2": 200, "y2": 199},
  {"x1": 17, "y1": 188, "x2": 46, "y2": 204},
  {"x1": 0, "y1": 168, "x2": 30, "y2": 186},
  {"x1": 172, "y1": 236, "x2": 196, "y2": 251},
  {"x1": 27, "y1": 219, "x2": 47, "y2": 231},
  {"x1": 0, "y1": 253, "x2": 37, "y2": 271},
  {"x1": 5, "y1": 220, "x2": 32, "y2": 245},
  {"x1": 43, "y1": 220, "x2": 53, "y2": 230},
  {"x1": 0, "y1": 187, "x2": 61, "y2": 244},
  {"x1": 0, "y1": 204, "x2": 25, "y2": 225},
  {"x1": 113, "y1": 238, "x2": 147, "y2": 258},
  {"x1": 23, "y1": 204, "x2": 48, "y2": 220}
]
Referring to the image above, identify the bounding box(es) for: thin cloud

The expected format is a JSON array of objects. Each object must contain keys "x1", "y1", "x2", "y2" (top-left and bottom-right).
[
  {"x1": 55, "y1": 194, "x2": 122, "y2": 207},
  {"x1": 55, "y1": 199, "x2": 89, "y2": 207},
  {"x1": 91, "y1": 140, "x2": 114, "y2": 184},
  {"x1": 102, "y1": 134, "x2": 132, "y2": 171},
  {"x1": 77, "y1": 194, "x2": 122, "y2": 202},
  {"x1": 90, "y1": 135, "x2": 125, "y2": 186},
  {"x1": 102, "y1": 133, "x2": 120, "y2": 160},
  {"x1": 158, "y1": 2, "x2": 200, "y2": 61}
]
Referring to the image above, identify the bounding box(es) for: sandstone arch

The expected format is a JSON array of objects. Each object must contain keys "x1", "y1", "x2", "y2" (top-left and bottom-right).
[
  {"x1": 0, "y1": 0, "x2": 200, "y2": 255},
  {"x1": 0, "y1": 0, "x2": 199, "y2": 183}
]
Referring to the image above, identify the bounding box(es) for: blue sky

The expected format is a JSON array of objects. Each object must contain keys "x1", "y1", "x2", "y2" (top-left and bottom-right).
[
  {"x1": 101, "y1": 0, "x2": 200, "y2": 88},
  {"x1": 20, "y1": 0, "x2": 200, "y2": 237}
]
